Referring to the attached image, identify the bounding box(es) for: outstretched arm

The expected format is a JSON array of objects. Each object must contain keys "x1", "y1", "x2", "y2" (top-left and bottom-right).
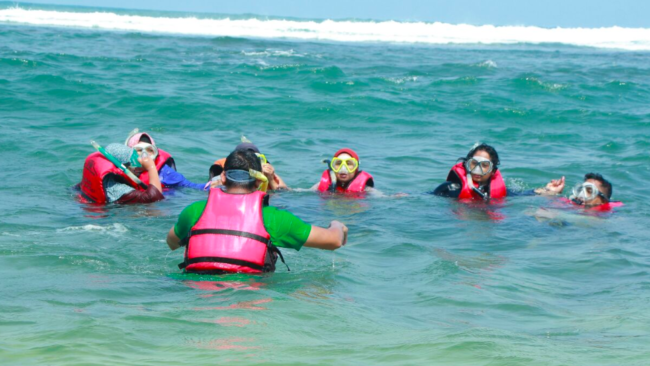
[{"x1": 303, "y1": 221, "x2": 348, "y2": 250}]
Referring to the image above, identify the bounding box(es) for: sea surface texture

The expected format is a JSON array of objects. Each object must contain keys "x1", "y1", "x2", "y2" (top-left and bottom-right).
[{"x1": 1, "y1": 3, "x2": 649, "y2": 366}]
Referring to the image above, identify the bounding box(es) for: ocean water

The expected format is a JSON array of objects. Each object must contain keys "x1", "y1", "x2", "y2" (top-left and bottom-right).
[{"x1": 1, "y1": 3, "x2": 650, "y2": 365}]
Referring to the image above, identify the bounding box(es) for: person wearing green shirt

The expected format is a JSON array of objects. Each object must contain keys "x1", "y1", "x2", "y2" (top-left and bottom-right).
[{"x1": 166, "y1": 149, "x2": 348, "y2": 274}]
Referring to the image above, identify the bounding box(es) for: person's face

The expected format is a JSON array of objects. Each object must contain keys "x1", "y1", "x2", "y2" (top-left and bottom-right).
[
  {"x1": 333, "y1": 153, "x2": 357, "y2": 183},
  {"x1": 469, "y1": 150, "x2": 494, "y2": 184},
  {"x1": 133, "y1": 143, "x2": 157, "y2": 159},
  {"x1": 582, "y1": 179, "x2": 607, "y2": 207}
]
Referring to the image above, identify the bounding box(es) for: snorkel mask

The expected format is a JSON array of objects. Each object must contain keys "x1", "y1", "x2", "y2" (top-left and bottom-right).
[
  {"x1": 465, "y1": 156, "x2": 493, "y2": 176},
  {"x1": 128, "y1": 149, "x2": 142, "y2": 168},
  {"x1": 330, "y1": 155, "x2": 359, "y2": 174},
  {"x1": 570, "y1": 182, "x2": 607, "y2": 205},
  {"x1": 224, "y1": 169, "x2": 268, "y2": 192},
  {"x1": 133, "y1": 142, "x2": 159, "y2": 160}
]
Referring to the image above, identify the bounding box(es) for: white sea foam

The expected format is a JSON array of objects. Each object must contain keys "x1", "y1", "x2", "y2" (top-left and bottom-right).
[
  {"x1": 476, "y1": 60, "x2": 498, "y2": 68},
  {"x1": 2, "y1": 7, "x2": 650, "y2": 50},
  {"x1": 57, "y1": 223, "x2": 128, "y2": 236}
]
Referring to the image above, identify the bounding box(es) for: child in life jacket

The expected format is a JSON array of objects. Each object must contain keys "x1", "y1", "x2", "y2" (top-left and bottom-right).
[
  {"x1": 125, "y1": 129, "x2": 208, "y2": 190},
  {"x1": 432, "y1": 143, "x2": 565, "y2": 200},
  {"x1": 166, "y1": 149, "x2": 348, "y2": 275},
  {"x1": 79, "y1": 143, "x2": 164, "y2": 204},
  {"x1": 312, "y1": 148, "x2": 374, "y2": 193}
]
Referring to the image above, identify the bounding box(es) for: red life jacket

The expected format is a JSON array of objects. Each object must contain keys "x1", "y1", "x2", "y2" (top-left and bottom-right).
[
  {"x1": 448, "y1": 162, "x2": 506, "y2": 200},
  {"x1": 79, "y1": 152, "x2": 144, "y2": 204},
  {"x1": 558, "y1": 197, "x2": 623, "y2": 211},
  {"x1": 317, "y1": 170, "x2": 374, "y2": 193},
  {"x1": 178, "y1": 189, "x2": 284, "y2": 274},
  {"x1": 138, "y1": 149, "x2": 175, "y2": 187}
]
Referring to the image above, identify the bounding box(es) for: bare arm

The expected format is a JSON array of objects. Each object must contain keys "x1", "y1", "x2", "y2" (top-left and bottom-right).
[
  {"x1": 140, "y1": 155, "x2": 163, "y2": 193},
  {"x1": 166, "y1": 227, "x2": 182, "y2": 250},
  {"x1": 303, "y1": 221, "x2": 348, "y2": 250}
]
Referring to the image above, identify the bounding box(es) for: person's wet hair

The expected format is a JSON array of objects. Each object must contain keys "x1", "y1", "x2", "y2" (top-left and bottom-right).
[
  {"x1": 223, "y1": 150, "x2": 262, "y2": 190},
  {"x1": 585, "y1": 172, "x2": 612, "y2": 199},
  {"x1": 460, "y1": 143, "x2": 500, "y2": 170}
]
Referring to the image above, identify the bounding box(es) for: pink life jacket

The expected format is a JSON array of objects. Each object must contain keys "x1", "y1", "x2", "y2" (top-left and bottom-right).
[
  {"x1": 448, "y1": 162, "x2": 506, "y2": 200},
  {"x1": 178, "y1": 189, "x2": 284, "y2": 274},
  {"x1": 317, "y1": 170, "x2": 374, "y2": 193},
  {"x1": 558, "y1": 197, "x2": 624, "y2": 211},
  {"x1": 79, "y1": 152, "x2": 144, "y2": 204},
  {"x1": 138, "y1": 148, "x2": 175, "y2": 187}
]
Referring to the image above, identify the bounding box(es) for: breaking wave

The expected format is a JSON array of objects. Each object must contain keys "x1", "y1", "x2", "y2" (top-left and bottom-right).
[{"x1": 1, "y1": 7, "x2": 650, "y2": 50}]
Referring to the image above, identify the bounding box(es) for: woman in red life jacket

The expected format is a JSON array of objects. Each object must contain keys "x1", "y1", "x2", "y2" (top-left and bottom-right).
[
  {"x1": 312, "y1": 148, "x2": 374, "y2": 194},
  {"x1": 79, "y1": 143, "x2": 164, "y2": 204},
  {"x1": 166, "y1": 149, "x2": 348, "y2": 275},
  {"x1": 125, "y1": 129, "x2": 209, "y2": 190},
  {"x1": 432, "y1": 143, "x2": 565, "y2": 201}
]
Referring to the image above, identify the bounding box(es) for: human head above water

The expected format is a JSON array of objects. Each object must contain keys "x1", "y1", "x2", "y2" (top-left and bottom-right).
[
  {"x1": 105, "y1": 143, "x2": 144, "y2": 174},
  {"x1": 223, "y1": 149, "x2": 263, "y2": 191},
  {"x1": 461, "y1": 143, "x2": 500, "y2": 184},
  {"x1": 332, "y1": 148, "x2": 360, "y2": 184},
  {"x1": 235, "y1": 142, "x2": 261, "y2": 154},
  {"x1": 576, "y1": 172, "x2": 612, "y2": 207}
]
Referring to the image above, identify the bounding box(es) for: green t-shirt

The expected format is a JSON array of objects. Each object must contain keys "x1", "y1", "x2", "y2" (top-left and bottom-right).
[{"x1": 174, "y1": 200, "x2": 311, "y2": 251}]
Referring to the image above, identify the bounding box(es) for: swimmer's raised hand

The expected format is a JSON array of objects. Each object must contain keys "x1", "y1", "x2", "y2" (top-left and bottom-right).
[
  {"x1": 535, "y1": 176, "x2": 565, "y2": 195},
  {"x1": 138, "y1": 155, "x2": 156, "y2": 171}
]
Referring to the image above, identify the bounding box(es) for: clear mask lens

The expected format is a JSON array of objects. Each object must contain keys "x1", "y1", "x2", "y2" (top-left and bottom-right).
[
  {"x1": 467, "y1": 157, "x2": 493, "y2": 176},
  {"x1": 133, "y1": 143, "x2": 158, "y2": 160},
  {"x1": 572, "y1": 182, "x2": 599, "y2": 201}
]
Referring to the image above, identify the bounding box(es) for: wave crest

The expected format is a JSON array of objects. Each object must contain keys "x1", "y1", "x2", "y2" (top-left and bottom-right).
[{"x1": 2, "y1": 7, "x2": 650, "y2": 50}]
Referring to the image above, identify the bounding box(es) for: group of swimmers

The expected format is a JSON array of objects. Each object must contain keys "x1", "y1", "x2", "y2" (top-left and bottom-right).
[{"x1": 77, "y1": 130, "x2": 622, "y2": 275}]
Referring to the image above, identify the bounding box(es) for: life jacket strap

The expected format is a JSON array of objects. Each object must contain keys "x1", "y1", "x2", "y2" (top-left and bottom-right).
[
  {"x1": 179, "y1": 229, "x2": 271, "y2": 247},
  {"x1": 269, "y1": 244, "x2": 290, "y2": 272},
  {"x1": 178, "y1": 256, "x2": 265, "y2": 271}
]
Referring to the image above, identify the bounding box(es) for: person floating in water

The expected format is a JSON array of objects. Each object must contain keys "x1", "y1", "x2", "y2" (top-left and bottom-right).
[
  {"x1": 79, "y1": 143, "x2": 164, "y2": 204},
  {"x1": 312, "y1": 148, "x2": 374, "y2": 194},
  {"x1": 558, "y1": 173, "x2": 622, "y2": 211},
  {"x1": 432, "y1": 143, "x2": 564, "y2": 200},
  {"x1": 209, "y1": 137, "x2": 288, "y2": 191},
  {"x1": 166, "y1": 149, "x2": 348, "y2": 275},
  {"x1": 125, "y1": 129, "x2": 207, "y2": 190}
]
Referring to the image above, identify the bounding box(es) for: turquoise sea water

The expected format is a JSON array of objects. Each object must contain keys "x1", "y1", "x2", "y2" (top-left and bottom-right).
[{"x1": 1, "y1": 4, "x2": 650, "y2": 366}]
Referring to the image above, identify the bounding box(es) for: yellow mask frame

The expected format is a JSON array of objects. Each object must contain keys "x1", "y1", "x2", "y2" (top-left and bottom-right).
[
  {"x1": 330, "y1": 157, "x2": 359, "y2": 173},
  {"x1": 255, "y1": 153, "x2": 267, "y2": 165},
  {"x1": 249, "y1": 169, "x2": 269, "y2": 192}
]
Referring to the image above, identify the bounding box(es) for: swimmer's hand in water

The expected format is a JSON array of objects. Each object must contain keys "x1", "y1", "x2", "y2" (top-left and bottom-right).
[{"x1": 535, "y1": 176, "x2": 565, "y2": 195}]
